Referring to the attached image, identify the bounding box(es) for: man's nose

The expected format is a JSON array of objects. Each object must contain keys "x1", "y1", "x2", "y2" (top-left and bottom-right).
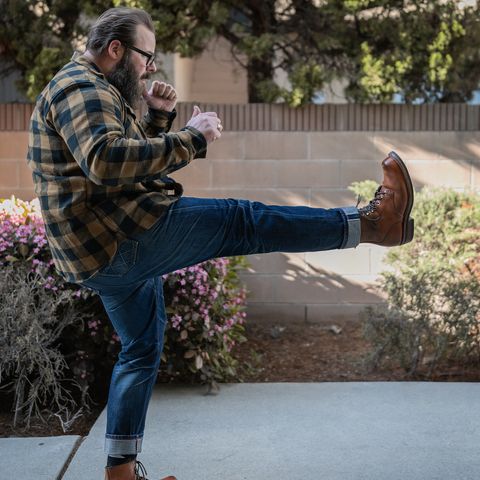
[{"x1": 147, "y1": 61, "x2": 157, "y2": 73}]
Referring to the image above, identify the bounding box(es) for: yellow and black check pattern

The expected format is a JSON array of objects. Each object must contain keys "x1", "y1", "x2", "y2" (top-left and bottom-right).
[{"x1": 27, "y1": 54, "x2": 207, "y2": 283}]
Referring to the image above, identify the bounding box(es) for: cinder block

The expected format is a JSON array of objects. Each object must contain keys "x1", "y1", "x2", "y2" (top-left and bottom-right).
[
  {"x1": 408, "y1": 160, "x2": 471, "y2": 189},
  {"x1": 470, "y1": 168, "x2": 480, "y2": 190},
  {"x1": 273, "y1": 273, "x2": 382, "y2": 304},
  {"x1": 211, "y1": 160, "x2": 276, "y2": 188},
  {"x1": 240, "y1": 274, "x2": 275, "y2": 302},
  {"x1": 309, "y1": 132, "x2": 378, "y2": 160},
  {"x1": 245, "y1": 132, "x2": 308, "y2": 160},
  {"x1": 18, "y1": 161, "x2": 34, "y2": 188},
  {"x1": 206, "y1": 132, "x2": 245, "y2": 160},
  {"x1": 275, "y1": 160, "x2": 341, "y2": 188},
  {"x1": 340, "y1": 159, "x2": 383, "y2": 188},
  {"x1": 180, "y1": 188, "x2": 212, "y2": 198},
  {"x1": 441, "y1": 132, "x2": 480, "y2": 162},
  {"x1": 245, "y1": 252, "x2": 306, "y2": 275},
  {"x1": 246, "y1": 303, "x2": 306, "y2": 324},
  {"x1": 0, "y1": 132, "x2": 29, "y2": 159},
  {"x1": 374, "y1": 133, "x2": 443, "y2": 161},
  {"x1": 273, "y1": 274, "x2": 343, "y2": 303},
  {"x1": 211, "y1": 188, "x2": 310, "y2": 206},
  {"x1": 170, "y1": 158, "x2": 211, "y2": 188},
  {"x1": 305, "y1": 247, "x2": 371, "y2": 276},
  {"x1": 336, "y1": 275, "x2": 385, "y2": 303},
  {"x1": 0, "y1": 188, "x2": 36, "y2": 201},
  {"x1": 0, "y1": 160, "x2": 19, "y2": 188},
  {"x1": 310, "y1": 189, "x2": 355, "y2": 209}
]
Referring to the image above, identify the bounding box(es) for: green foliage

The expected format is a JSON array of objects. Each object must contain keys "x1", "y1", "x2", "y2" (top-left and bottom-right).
[
  {"x1": 357, "y1": 42, "x2": 400, "y2": 103},
  {"x1": 0, "y1": 0, "x2": 87, "y2": 101},
  {"x1": 281, "y1": 62, "x2": 326, "y2": 108},
  {"x1": 361, "y1": 185, "x2": 480, "y2": 376},
  {"x1": 346, "y1": 1, "x2": 480, "y2": 103},
  {"x1": 348, "y1": 179, "x2": 379, "y2": 204},
  {"x1": 2, "y1": 1, "x2": 480, "y2": 103},
  {"x1": 26, "y1": 47, "x2": 69, "y2": 100}
]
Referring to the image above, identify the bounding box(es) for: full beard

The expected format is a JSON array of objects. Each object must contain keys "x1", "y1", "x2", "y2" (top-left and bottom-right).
[{"x1": 106, "y1": 53, "x2": 148, "y2": 109}]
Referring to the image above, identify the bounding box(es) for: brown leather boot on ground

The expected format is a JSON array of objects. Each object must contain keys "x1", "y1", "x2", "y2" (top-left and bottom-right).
[
  {"x1": 105, "y1": 460, "x2": 176, "y2": 480},
  {"x1": 359, "y1": 151, "x2": 414, "y2": 246}
]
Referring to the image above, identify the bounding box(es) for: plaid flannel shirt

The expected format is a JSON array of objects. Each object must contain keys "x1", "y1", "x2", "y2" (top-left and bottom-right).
[{"x1": 27, "y1": 53, "x2": 207, "y2": 283}]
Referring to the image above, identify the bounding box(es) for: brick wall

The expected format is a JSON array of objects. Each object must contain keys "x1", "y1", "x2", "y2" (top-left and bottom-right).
[{"x1": 1, "y1": 109, "x2": 479, "y2": 323}]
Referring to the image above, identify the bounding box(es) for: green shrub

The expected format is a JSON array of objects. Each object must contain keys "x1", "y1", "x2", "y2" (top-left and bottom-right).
[
  {"x1": 352, "y1": 183, "x2": 480, "y2": 376},
  {"x1": 348, "y1": 180, "x2": 378, "y2": 204}
]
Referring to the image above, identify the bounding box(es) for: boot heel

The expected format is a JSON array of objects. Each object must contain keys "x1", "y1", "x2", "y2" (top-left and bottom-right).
[{"x1": 402, "y1": 218, "x2": 414, "y2": 244}]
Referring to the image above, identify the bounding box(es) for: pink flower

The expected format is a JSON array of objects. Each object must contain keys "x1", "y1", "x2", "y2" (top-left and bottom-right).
[{"x1": 171, "y1": 314, "x2": 183, "y2": 330}]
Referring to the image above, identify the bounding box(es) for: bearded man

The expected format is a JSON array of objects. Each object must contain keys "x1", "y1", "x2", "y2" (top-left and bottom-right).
[{"x1": 27, "y1": 7, "x2": 414, "y2": 480}]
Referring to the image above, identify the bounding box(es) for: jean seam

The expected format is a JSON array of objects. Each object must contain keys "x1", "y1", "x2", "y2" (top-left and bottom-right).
[{"x1": 338, "y1": 208, "x2": 348, "y2": 249}]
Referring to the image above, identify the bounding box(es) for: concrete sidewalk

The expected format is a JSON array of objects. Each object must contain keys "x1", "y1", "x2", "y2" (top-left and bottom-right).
[
  {"x1": 0, "y1": 435, "x2": 81, "y2": 480},
  {"x1": 60, "y1": 382, "x2": 480, "y2": 480}
]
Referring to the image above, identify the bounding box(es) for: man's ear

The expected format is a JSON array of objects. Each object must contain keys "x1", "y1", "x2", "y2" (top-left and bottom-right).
[{"x1": 106, "y1": 39, "x2": 124, "y2": 62}]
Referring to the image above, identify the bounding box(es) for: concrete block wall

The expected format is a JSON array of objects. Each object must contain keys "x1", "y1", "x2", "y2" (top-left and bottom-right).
[{"x1": 1, "y1": 129, "x2": 479, "y2": 323}]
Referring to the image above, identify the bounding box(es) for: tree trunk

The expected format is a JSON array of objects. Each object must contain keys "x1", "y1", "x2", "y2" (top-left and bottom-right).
[
  {"x1": 246, "y1": 0, "x2": 276, "y2": 103},
  {"x1": 247, "y1": 56, "x2": 275, "y2": 103}
]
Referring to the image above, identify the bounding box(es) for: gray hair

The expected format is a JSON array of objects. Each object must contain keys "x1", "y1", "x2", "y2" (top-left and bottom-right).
[{"x1": 86, "y1": 7, "x2": 155, "y2": 54}]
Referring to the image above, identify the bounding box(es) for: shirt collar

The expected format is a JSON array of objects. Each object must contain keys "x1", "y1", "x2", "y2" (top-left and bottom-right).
[{"x1": 71, "y1": 51, "x2": 105, "y2": 78}]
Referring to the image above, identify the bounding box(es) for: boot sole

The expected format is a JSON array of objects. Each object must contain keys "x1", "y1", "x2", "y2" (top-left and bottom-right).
[{"x1": 388, "y1": 150, "x2": 414, "y2": 244}]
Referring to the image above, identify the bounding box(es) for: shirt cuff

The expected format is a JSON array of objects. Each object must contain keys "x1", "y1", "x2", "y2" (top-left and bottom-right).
[
  {"x1": 182, "y1": 126, "x2": 208, "y2": 159},
  {"x1": 144, "y1": 107, "x2": 177, "y2": 132}
]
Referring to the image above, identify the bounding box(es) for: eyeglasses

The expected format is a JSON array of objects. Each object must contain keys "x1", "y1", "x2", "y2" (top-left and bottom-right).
[{"x1": 123, "y1": 43, "x2": 156, "y2": 67}]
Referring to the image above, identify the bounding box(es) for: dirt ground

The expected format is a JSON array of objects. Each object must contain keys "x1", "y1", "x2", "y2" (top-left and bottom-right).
[
  {"x1": 233, "y1": 320, "x2": 480, "y2": 383},
  {"x1": 2, "y1": 319, "x2": 479, "y2": 438},
  {"x1": 233, "y1": 320, "x2": 406, "y2": 382}
]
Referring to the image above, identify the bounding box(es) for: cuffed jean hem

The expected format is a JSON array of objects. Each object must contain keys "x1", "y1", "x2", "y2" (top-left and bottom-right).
[
  {"x1": 105, "y1": 436, "x2": 143, "y2": 455},
  {"x1": 339, "y1": 206, "x2": 361, "y2": 249}
]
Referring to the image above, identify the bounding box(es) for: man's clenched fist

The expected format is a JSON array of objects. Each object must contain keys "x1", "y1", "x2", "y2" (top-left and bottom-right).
[{"x1": 142, "y1": 81, "x2": 177, "y2": 112}]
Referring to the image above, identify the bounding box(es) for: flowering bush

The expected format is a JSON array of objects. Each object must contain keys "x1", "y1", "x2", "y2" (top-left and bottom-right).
[
  {"x1": 162, "y1": 257, "x2": 247, "y2": 387},
  {"x1": 0, "y1": 196, "x2": 50, "y2": 273},
  {"x1": 0, "y1": 196, "x2": 248, "y2": 428}
]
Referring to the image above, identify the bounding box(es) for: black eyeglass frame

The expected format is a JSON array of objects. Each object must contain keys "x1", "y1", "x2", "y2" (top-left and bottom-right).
[{"x1": 123, "y1": 43, "x2": 156, "y2": 67}]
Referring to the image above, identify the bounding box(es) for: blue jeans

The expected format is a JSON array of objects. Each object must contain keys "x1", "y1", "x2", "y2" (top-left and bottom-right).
[{"x1": 81, "y1": 197, "x2": 360, "y2": 454}]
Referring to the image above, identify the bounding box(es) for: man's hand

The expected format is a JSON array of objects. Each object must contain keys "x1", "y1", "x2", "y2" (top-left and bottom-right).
[
  {"x1": 186, "y1": 106, "x2": 223, "y2": 144},
  {"x1": 142, "y1": 81, "x2": 177, "y2": 112}
]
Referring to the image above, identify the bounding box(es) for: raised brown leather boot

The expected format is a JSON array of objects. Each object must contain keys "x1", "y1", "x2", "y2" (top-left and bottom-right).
[
  {"x1": 104, "y1": 460, "x2": 176, "y2": 480},
  {"x1": 359, "y1": 151, "x2": 414, "y2": 246}
]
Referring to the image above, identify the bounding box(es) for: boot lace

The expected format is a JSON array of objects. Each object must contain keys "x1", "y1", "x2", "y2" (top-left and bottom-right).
[
  {"x1": 358, "y1": 186, "x2": 387, "y2": 216},
  {"x1": 135, "y1": 460, "x2": 149, "y2": 480}
]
